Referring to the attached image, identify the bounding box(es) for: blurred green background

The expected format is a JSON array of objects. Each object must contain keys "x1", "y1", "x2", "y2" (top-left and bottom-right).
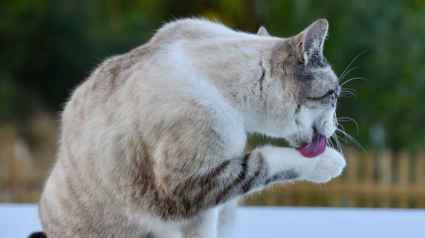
[
  {"x1": 2, "y1": 0, "x2": 425, "y2": 150},
  {"x1": 1, "y1": 0, "x2": 425, "y2": 206}
]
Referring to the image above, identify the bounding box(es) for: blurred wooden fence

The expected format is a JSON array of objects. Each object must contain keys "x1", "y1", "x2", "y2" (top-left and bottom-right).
[
  {"x1": 0, "y1": 114, "x2": 58, "y2": 203},
  {"x1": 2, "y1": 129, "x2": 425, "y2": 208},
  {"x1": 244, "y1": 148, "x2": 425, "y2": 208},
  {"x1": 0, "y1": 137, "x2": 46, "y2": 203}
]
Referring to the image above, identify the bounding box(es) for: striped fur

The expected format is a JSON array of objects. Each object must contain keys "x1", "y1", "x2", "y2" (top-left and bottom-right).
[{"x1": 39, "y1": 18, "x2": 345, "y2": 238}]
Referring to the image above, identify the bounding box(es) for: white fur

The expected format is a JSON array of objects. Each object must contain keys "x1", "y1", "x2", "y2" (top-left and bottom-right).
[
  {"x1": 39, "y1": 18, "x2": 345, "y2": 238},
  {"x1": 259, "y1": 146, "x2": 346, "y2": 183},
  {"x1": 140, "y1": 19, "x2": 343, "y2": 237}
]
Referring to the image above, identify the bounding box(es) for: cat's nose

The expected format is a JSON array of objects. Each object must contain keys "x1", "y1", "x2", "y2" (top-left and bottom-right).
[
  {"x1": 335, "y1": 85, "x2": 341, "y2": 98},
  {"x1": 328, "y1": 90, "x2": 337, "y2": 100},
  {"x1": 329, "y1": 87, "x2": 340, "y2": 99}
]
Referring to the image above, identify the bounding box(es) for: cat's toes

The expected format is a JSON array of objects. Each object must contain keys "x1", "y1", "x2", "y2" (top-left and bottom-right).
[{"x1": 306, "y1": 147, "x2": 346, "y2": 183}]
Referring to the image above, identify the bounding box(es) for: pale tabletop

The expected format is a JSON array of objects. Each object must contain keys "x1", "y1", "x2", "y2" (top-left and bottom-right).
[{"x1": 0, "y1": 204, "x2": 424, "y2": 238}]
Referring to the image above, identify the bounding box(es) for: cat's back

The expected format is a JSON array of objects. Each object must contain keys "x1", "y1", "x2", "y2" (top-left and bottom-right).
[
  {"x1": 150, "y1": 18, "x2": 240, "y2": 44},
  {"x1": 64, "y1": 18, "x2": 248, "y2": 129},
  {"x1": 69, "y1": 18, "x2": 238, "y2": 102}
]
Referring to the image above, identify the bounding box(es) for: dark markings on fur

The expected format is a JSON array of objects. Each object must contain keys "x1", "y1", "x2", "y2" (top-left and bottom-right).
[
  {"x1": 295, "y1": 104, "x2": 301, "y2": 114},
  {"x1": 128, "y1": 136, "x2": 222, "y2": 221},
  {"x1": 131, "y1": 142, "x2": 264, "y2": 221},
  {"x1": 145, "y1": 232, "x2": 155, "y2": 238},
  {"x1": 56, "y1": 162, "x2": 87, "y2": 219},
  {"x1": 62, "y1": 171, "x2": 105, "y2": 235},
  {"x1": 269, "y1": 40, "x2": 286, "y2": 78},
  {"x1": 39, "y1": 195, "x2": 61, "y2": 230},
  {"x1": 242, "y1": 153, "x2": 266, "y2": 194},
  {"x1": 308, "y1": 50, "x2": 327, "y2": 68},
  {"x1": 265, "y1": 169, "x2": 299, "y2": 185},
  {"x1": 215, "y1": 153, "x2": 250, "y2": 205},
  {"x1": 174, "y1": 178, "x2": 191, "y2": 198},
  {"x1": 183, "y1": 197, "x2": 191, "y2": 213},
  {"x1": 293, "y1": 59, "x2": 339, "y2": 107},
  {"x1": 294, "y1": 64, "x2": 314, "y2": 82},
  {"x1": 93, "y1": 45, "x2": 155, "y2": 104},
  {"x1": 211, "y1": 160, "x2": 232, "y2": 178},
  {"x1": 214, "y1": 184, "x2": 234, "y2": 205},
  {"x1": 62, "y1": 153, "x2": 110, "y2": 219},
  {"x1": 239, "y1": 153, "x2": 250, "y2": 181},
  {"x1": 63, "y1": 171, "x2": 83, "y2": 210},
  {"x1": 259, "y1": 62, "x2": 265, "y2": 92},
  {"x1": 193, "y1": 160, "x2": 231, "y2": 205}
]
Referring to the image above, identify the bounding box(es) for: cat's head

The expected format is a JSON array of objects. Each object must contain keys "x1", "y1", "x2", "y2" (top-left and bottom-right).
[{"x1": 256, "y1": 19, "x2": 340, "y2": 148}]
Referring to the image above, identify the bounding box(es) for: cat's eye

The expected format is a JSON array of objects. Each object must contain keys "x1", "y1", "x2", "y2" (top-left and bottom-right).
[{"x1": 307, "y1": 90, "x2": 337, "y2": 101}]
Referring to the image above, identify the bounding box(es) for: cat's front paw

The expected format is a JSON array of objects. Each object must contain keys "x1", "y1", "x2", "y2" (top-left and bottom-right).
[{"x1": 303, "y1": 147, "x2": 346, "y2": 183}]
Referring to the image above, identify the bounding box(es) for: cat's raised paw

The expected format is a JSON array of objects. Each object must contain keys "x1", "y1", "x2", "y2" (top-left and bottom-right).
[{"x1": 303, "y1": 147, "x2": 346, "y2": 183}]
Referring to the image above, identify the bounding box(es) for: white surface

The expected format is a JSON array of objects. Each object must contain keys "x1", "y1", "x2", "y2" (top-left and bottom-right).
[
  {"x1": 0, "y1": 204, "x2": 41, "y2": 238},
  {"x1": 234, "y1": 207, "x2": 425, "y2": 238},
  {"x1": 0, "y1": 204, "x2": 424, "y2": 238}
]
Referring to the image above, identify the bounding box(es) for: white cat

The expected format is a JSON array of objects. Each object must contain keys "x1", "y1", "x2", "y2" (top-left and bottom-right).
[{"x1": 38, "y1": 18, "x2": 345, "y2": 238}]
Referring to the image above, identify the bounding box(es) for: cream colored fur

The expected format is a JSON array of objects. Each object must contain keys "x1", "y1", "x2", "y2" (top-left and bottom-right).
[{"x1": 39, "y1": 18, "x2": 345, "y2": 238}]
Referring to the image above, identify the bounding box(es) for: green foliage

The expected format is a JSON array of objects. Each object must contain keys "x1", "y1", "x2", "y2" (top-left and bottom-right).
[{"x1": 1, "y1": 0, "x2": 425, "y2": 150}]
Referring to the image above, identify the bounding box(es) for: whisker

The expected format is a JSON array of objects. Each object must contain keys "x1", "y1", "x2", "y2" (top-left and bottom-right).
[
  {"x1": 340, "y1": 77, "x2": 367, "y2": 87},
  {"x1": 335, "y1": 133, "x2": 348, "y2": 144},
  {"x1": 339, "y1": 50, "x2": 369, "y2": 80},
  {"x1": 340, "y1": 88, "x2": 358, "y2": 98},
  {"x1": 340, "y1": 93, "x2": 357, "y2": 99},
  {"x1": 340, "y1": 88, "x2": 357, "y2": 94},
  {"x1": 330, "y1": 134, "x2": 343, "y2": 152},
  {"x1": 330, "y1": 134, "x2": 337, "y2": 145},
  {"x1": 336, "y1": 128, "x2": 365, "y2": 153},
  {"x1": 339, "y1": 67, "x2": 360, "y2": 82},
  {"x1": 345, "y1": 134, "x2": 365, "y2": 153},
  {"x1": 327, "y1": 137, "x2": 335, "y2": 149},
  {"x1": 338, "y1": 136, "x2": 344, "y2": 151},
  {"x1": 339, "y1": 94, "x2": 356, "y2": 99},
  {"x1": 337, "y1": 117, "x2": 359, "y2": 135},
  {"x1": 335, "y1": 134, "x2": 344, "y2": 151},
  {"x1": 335, "y1": 52, "x2": 367, "y2": 154},
  {"x1": 336, "y1": 124, "x2": 350, "y2": 142},
  {"x1": 330, "y1": 135, "x2": 338, "y2": 149},
  {"x1": 337, "y1": 134, "x2": 348, "y2": 147},
  {"x1": 337, "y1": 122, "x2": 347, "y2": 131}
]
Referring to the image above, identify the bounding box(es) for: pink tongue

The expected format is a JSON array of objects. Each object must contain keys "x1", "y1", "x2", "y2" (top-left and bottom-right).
[{"x1": 296, "y1": 134, "x2": 327, "y2": 158}]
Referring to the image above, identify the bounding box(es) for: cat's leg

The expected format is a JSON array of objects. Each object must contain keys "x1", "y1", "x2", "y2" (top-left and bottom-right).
[
  {"x1": 154, "y1": 146, "x2": 344, "y2": 232},
  {"x1": 195, "y1": 146, "x2": 345, "y2": 207},
  {"x1": 145, "y1": 217, "x2": 184, "y2": 238},
  {"x1": 217, "y1": 199, "x2": 238, "y2": 238},
  {"x1": 182, "y1": 207, "x2": 219, "y2": 238},
  {"x1": 181, "y1": 199, "x2": 237, "y2": 238}
]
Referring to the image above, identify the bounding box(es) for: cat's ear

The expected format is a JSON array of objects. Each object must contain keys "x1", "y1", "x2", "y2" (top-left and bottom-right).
[
  {"x1": 257, "y1": 26, "x2": 270, "y2": 36},
  {"x1": 297, "y1": 19, "x2": 328, "y2": 66}
]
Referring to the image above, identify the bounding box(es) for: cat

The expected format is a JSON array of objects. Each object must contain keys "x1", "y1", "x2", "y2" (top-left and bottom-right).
[{"x1": 38, "y1": 18, "x2": 345, "y2": 238}]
